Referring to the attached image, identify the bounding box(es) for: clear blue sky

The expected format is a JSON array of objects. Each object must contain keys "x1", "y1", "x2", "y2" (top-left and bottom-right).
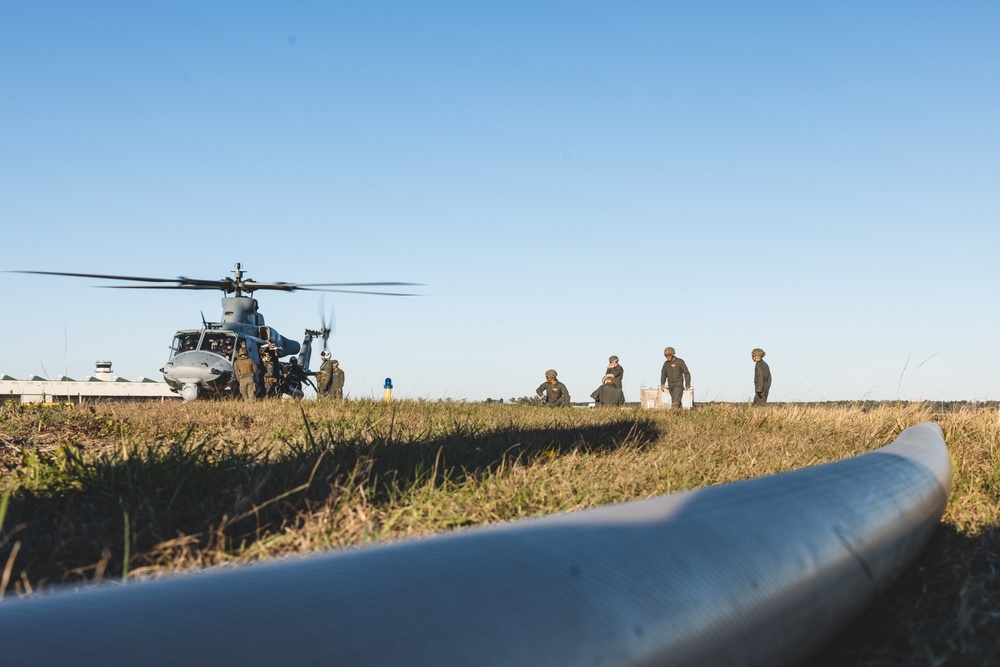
[{"x1": 2, "y1": 2, "x2": 997, "y2": 402}]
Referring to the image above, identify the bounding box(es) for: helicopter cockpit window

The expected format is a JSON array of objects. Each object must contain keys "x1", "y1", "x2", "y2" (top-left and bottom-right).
[
  {"x1": 172, "y1": 333, "x2": 201, "y2": 356},
  {"x1": 201, "y1": 332, "x2": 237, "y2": 360}
]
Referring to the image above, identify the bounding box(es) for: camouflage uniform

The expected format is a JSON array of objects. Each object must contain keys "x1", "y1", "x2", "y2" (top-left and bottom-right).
[
  {"x1": 660, "y1": 352, "x2": 691, "y2": 409},
  {"x1": 234, "y1": 352, "x2": 258, "y2": 400},
  {"x1": 330, "y1": 363, "x2": 345, "y2": 400},
  {"x1": 261, "y1": 355, "x2": 280, "y2": 397},
  {"x1": 282, "y1": 360, "x2": 310, "y2": 399},
  {"x1": 591, "y1": 378, "x2": 625, "y2": 407},
  {"x1": 536, "y1": 370, "x2": 570, "y2": 407},
  {"x1": 753, "y1": 350, "x2": 771, "y2": 405},
  {"x1": 606, "y1": 357, "x2": 624, "y2": 389},
  {"x1": 316, "y1": 359, "x2": 335, "y2": 397}
]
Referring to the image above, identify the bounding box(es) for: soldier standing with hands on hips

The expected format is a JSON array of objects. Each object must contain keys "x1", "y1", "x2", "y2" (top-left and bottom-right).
[{"x1": 659, "y1": 347, "x2": 691, "y2": 409}]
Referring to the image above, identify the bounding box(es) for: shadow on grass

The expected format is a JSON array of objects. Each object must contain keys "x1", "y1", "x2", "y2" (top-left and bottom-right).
[
  {"x1": 0, "y1": 414, "x2": 660, "y2": 595},
  {"x1": 812, "y1": 523, "x2": 1000, "y2": 667}
]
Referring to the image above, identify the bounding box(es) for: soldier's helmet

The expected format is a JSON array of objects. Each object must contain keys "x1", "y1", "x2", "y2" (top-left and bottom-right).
[
  {"x1": 664, "y1": 347, "x2": 675, "y2": 356},
  {"x1": 321, "y1": 351, "x2": 331, "y2": 360},
  {"x1": 752, "y1": 348, "x2": 766, "y2": 358},
  {"x1": 609, "y1": 355, "x2": 619, "y2": 363},
  {"x1": 545, "y1": 369, "x2": 558, "y2": 379},
  {"x1": 331, "y1": 360, "x2": 339, "y2": 366},
  {"x1": 290, "y1": 356, "x2": 298, "y2": 364}
]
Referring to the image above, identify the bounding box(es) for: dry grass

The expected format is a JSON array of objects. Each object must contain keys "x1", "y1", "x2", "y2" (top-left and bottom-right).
[{"x1": 1, "y1": 399, "x2": 998, "y2": 664}]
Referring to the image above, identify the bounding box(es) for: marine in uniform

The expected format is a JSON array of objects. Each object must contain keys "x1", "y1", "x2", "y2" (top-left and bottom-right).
[
  {"x1": 261, "y1": 349, "x2": 280, "y2": 397},
  {"x1": 234, "y1": 346, "x2": 259, "y2": 400},
  {"x1": 281, "y1": 356, "x2": 311, "y2": 399},
  {"x1": 536, "y1": 369, "x2": 570, "y2": 407},
  {"x1": 752, "y1": 348, "x2": 771, "y2": 405},
  {"x1": 330, "y1": 360, "x2": 345, "y2": 400},
  {"x1": 606, "y1": 355, "x2": 624, "y2": 389},
  {"x1": 659, "y1": 347, "x2": 691, "y2": 409},
  {"x1": 316, "y1": 351, "x2": 335, "y2": 397},
  {"x1": 591, "y1": 373, "x2": 625, "y2": 408}
]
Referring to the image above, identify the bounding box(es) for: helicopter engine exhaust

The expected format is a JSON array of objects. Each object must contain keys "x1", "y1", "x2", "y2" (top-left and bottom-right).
[{"x1": 257, "y1": 327, "x2": 300, "y2": 358}]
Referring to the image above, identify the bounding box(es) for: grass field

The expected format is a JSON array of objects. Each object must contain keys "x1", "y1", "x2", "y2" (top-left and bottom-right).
[{"x1": 1, "y1": 399, "x2": 997, "y2": 664}]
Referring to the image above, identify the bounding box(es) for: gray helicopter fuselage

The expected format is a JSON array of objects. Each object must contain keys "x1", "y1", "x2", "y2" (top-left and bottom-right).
[
  {"x1": 219, "y1": 296, "x2": 301, "y2": 357},
  {"x1": 161, "y1": 296, "x2": 303, "y2": 400}
]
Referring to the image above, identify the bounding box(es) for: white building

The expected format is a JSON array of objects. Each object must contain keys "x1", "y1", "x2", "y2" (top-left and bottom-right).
[{"x1": 0, "y1": 362, "x2": 178, "y2": 405}]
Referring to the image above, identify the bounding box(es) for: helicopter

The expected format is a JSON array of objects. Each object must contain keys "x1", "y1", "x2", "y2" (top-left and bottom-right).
[{"x1": 15, "y1": 263, "x2": 418, "y2": 401}]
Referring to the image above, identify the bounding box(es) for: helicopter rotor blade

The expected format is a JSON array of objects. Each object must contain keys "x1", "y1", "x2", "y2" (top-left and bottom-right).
[
  {"x1": 94, "y1": 283, "x2": 419, "y2": 296},
  {"x1": 12, "y1": 270, "x2": 235, "y2": 291},
  {"x1": 238, "y1": 281, "x2": 297, "y2": 292},
  {"x1": 11, "y1": 270, "x2": 181, "y2": 283},
  {"x1": 298, "y1": 282, "x2": 422, "y2": 287},
  {"x1": 97, "y1": 285, "x2": 221, "y2": 290},
  {"x1": 11, "y1": 268, "x2": 422, "y2": 295},
  {"x1": 294, "y1": 287, "x2": 419, "y2": 297},
  {"x1": 96, "y1": 281, "x2": 421, "y2": 295}
]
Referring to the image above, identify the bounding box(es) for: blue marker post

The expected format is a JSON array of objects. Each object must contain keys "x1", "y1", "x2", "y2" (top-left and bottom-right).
[{"x1": 384, "y1": 377, "x2": 392, "y2": 403}]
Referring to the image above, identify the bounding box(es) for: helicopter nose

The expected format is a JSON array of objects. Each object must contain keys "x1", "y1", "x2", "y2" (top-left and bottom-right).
[{"x1": 161, "y1": 351, "x2": 234, "y2": 395}]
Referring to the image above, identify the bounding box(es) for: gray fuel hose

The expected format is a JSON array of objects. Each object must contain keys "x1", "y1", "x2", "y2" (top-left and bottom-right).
[{"x1": 0, "y1": 422, "x2": 951, "y2": 666}]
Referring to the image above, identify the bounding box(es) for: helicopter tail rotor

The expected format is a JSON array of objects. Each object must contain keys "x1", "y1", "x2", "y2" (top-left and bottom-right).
[
  {"x1": 318, "y1": 296, "x2": 335, "y2": 354},
  {"x1": 299, "y1": 298, "x2": 336, "y2": 372}
]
